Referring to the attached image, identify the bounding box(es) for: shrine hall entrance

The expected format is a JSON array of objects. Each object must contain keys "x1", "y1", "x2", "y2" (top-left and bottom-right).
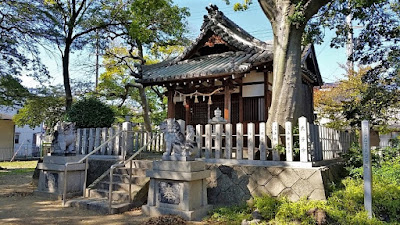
[{"x1": 174, "y1": 93, "x2": 266, "y2": 126}]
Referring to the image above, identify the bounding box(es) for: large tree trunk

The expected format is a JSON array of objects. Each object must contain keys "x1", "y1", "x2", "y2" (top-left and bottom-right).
[
  {"x1": 258, "y1": 0, "x2": 331, "y2": 132},
  {"x1": 267, "y1": 22, "x2": 305, "y2": 130},
  {"x1": 138, "y1": 86, "x2": 152, "y2": 132},
  {"x1": 136, "y1": 42, "x2": 152, "y2": 132},
  {"x1": 62, "y1": 41, "x2": 73, "y2": 111}
]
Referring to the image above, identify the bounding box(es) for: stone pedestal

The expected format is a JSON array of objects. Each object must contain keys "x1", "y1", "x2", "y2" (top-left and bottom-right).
[
  {"x1": 34, "y1": 155, "x2": 86, "y2": 199},
  {"x1": 142, "y1": 161, "x2": 212, "y2": 221}
]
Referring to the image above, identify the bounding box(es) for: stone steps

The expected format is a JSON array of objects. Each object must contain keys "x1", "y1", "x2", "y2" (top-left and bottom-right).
[
  {"x1": 108, "y1": 174, "x2": 148, "y2": 183},
  {"x1": 65, "y1": 160, "x2": 152, "y2": 214},
  {"x1": 94, "y1": 180, "x2": 145, "y2": 193},
  {"x1": 65, "y1": 197, "x2": 132, "y2": 214}
]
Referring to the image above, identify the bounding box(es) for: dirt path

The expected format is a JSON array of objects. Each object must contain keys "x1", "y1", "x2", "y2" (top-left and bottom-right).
[
  {"x1": 0, "y1": 172, "x2": 148, "y2": 225},
  {"x1": 0, "y1": 171, "x2": 207, "y2": 225},
  {"x1": 0, "y1": 171, "x2": 202, "y2": 225}
]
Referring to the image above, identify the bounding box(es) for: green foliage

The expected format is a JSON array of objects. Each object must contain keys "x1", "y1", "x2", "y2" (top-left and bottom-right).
[
  {"x1": 0, "y1": 160, "x2": 38, "y2": 176},
  {"x1": 253, "y1": 195, "x2": 280, "y2": 220},
  {"x1": 209, "y1": 204, "x2": 252, "y2": 224},
  {"x1": 274, "y1": 197, "x2": 327, "y2": 224},
  {"x1": 127, "y1": 0, "x2": 190, "y2": 47},
  {"x1": 310, "y1": 0, "x2": 399, "y2": 106},
  {"x1": 231, "y1": 0, "x2": 253, "y2": 11},
  {"x1": 13, "y1": 93, "x2": 65, "y2": 130},
  {"x1": 0, "y1": 160, "x2": 38, "y2": 169},
  {"x1": 0, "y1": 0, "x2": 49, "y2": 83},
  {"x1": 288, "y1": 1, "x2": 307, "y2": 28},
  {"x1": 0, "y1": 75, "x2": 30, "y2": 107},
  {"x1": 274, "y1": 144, "x2": 286, "y2": 154},
  {"x1": 66, "y1": 98, "x2": 115, "y2": 128}
]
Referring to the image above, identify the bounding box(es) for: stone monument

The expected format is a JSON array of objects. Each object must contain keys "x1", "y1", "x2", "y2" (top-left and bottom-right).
[
  {"x1": 35, "y1": 122, "x2": 85, "y2": 199},
  {"x1": 208, "y1": 107, "x2": 227, "y2": 124},
  {"x1": 51, "y1": 121, "x2": 77, "y2": 155},
  {"x1": 142, "y1": 118, "x2": 212, "y2": 221}
]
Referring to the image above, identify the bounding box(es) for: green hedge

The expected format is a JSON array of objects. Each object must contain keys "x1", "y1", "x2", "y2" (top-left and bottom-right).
[{"x1": 66, "y1": 98, "x2": 115, "y2": 128}]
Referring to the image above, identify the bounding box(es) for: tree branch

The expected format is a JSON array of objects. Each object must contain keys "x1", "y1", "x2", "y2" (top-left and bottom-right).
[
  {"x1": 303, "y1": 0, "x2": 331, "y2": 20},
  {"x1": 257, "y1": 0, "x2": 277, "y2": 23}
]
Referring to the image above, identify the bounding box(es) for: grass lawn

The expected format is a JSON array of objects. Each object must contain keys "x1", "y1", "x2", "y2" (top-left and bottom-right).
[{"x1": 0, "y1": 160, "x2": 38, "y2": 175}]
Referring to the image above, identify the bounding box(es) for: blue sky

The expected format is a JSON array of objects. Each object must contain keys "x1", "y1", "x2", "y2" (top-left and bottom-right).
[{"x1": 22, "y1": 1, "x2": 347, "y2": 87}]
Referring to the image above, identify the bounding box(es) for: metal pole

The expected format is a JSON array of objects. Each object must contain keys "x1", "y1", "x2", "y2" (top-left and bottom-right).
[
  {"x1": 129, "y1": 160, "x2": 132, "y2": 201},
  {"x1": 63, "y1": 164, "x2": 68, "y2": 206},
  {"x1": 361, "y1": 120, "x2": 373, "y2": 218},
  {"x1": 83, "y1": 158, "x2": 88, "y2": 197},
  {"x1": 109, "y1": 168, "x2": 113, "y2": 214}
]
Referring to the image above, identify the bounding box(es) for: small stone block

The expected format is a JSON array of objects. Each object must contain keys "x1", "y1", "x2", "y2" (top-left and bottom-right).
[
  {"x1": 43, "y1": 155, "x2": 85, "y2": 164},
  {"x1": 162, "y1": 155, "x2": 195, "y2": 161},
  {"x1": 142, "y1": 204, "x2": 213, "y2": 221},
  {"x1": 153, "y1": 160, "x2": 206, "y2": 172},
  {"x1": 146, "y1": 170, "x2": 211, "y2": 181}
]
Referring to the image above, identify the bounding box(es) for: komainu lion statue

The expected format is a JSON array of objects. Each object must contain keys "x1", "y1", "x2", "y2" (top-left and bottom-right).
[
  {"x1": 52, "y1": 121, "x2": 76, "y2": 155},
  {"x1": 159, "y1": 118, "x2": 198, "y2": 160}
]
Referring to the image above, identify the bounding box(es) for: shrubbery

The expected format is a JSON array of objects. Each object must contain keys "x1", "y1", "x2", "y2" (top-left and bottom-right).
[
  {"x1": 208, "y1": 139, "x2": 400, "y2": 224},
  {"x1": 66, "y1": 98, "x2": 115, "y2": 128}
]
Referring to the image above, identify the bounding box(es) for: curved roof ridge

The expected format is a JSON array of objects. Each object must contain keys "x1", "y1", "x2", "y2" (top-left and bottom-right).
[{"x1": 173, "y1": 4, "x2": 272, "y2": 63}]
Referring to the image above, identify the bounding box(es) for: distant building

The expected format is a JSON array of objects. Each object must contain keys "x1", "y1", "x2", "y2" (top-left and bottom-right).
[
  {"x1": 0, "y1": 112, "x2": 15, "y2": 161},
  {"x1": 0, "y1": 107, "x2": 44, "y2": 160}
]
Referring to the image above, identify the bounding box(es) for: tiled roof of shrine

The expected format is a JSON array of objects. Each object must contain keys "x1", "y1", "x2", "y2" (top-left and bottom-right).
[{"x1": 139, "y1": 4, "x2": 322, "y2": 86}]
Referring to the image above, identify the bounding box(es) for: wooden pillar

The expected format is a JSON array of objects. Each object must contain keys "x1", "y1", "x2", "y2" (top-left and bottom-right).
[
  {"x1": 239, "y1": 83, "x2": 244, "y2": 123},
  {"x1": 224, "y1": 85, "x2": 231, "y2": 123},
  {"x1": 185, "y1": 99, "x2": 191, "y2": 125},
  {"x1": 167, "y1": 90, "x2": 175, "y2": 119},
  {"x1": 264, "y1": 71, "x2": 272, "y2": 121}
]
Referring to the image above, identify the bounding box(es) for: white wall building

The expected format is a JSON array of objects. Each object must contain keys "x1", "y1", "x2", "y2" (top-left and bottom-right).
[{"x1": 0, "y1": 107, "x2": 44, "y2": 159}]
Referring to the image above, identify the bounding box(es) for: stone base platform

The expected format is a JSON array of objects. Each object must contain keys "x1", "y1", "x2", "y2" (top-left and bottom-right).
[
  {"x1": 142, "y1": 161, "x2": 212, "y2": 221},
  {"x1": 35, "y1": 155, "x2": 85, "y2": 199}
]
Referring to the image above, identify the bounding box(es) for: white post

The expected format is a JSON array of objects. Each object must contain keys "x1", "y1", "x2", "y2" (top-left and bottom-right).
[
  {"x1": 285, "y1": 122, "x2": 293, "y2": 162},
  {"x1": 362, "y1": 120, "x2": 373, "y2": 218},
  {"x1": 272, "y1": 122, "x2": 280, "y2": 161},
  {"x1": 205, "y1": 124, "x2": 212, "y2": 159},
  {"x1": 94, "y1": 128, "x2": 101, "y2": 153},
  {"x1": 88, "y1": 128, "x2": 95, "y2": 153},
  {"x1": 299, "y1": 117, "x2": 309, "y2": 162},
  {"x1": 114, "y1": 125, "x2": 121, "y2": 155},
  {"x1": 82, "y1": 128, "x2": 88, "y2": 155},
  {"x1": 259, "y1": 122, "x2": 267, "y2": 161},
  {"x1": 215, "y1": 124, "x2": 222, "y2": 159},
  {"x1": 225, "y1": 124, "x2": 232, "y2": 159},
  {"x1": 248, "y1": 123, "x2": 255, "y2": 160},
  {"x1": 108, "y1": 127, "x2": 114, "y2": 155},
  {"x1": 76, "y1": 129, "x2": 82, "y2": 154},
  {"x1": 122, "y1": 122, "x2": 132, "y2": 157},
  {"x1": 236, "y1": 123, "x2": 243, "y2": 160},
  {"x1": 196, "y1": 125, "x2": 203, "y2": 158},
  {"x1": 101, "y1": 128, "x2": 107, "y2": 155}
]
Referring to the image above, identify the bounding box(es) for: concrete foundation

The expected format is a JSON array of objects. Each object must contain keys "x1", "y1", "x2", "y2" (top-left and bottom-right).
[
  {"x1": 35, "y1": 155, "x2": 86, "y2": 199},
  {"x1": 142, "y1": 161, "x2": 213, "y2": 221}
]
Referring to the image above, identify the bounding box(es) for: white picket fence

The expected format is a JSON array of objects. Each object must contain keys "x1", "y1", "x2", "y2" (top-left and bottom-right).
[
  {"x1": 74, "y1": 117, "x2": 355, "y2": 167},
  {"x1": 75, "y1": 122, "x2": 164, "y2": 158},
  {"x1": 185, "y1": 117, "x2": 355, "y2": 167}
]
